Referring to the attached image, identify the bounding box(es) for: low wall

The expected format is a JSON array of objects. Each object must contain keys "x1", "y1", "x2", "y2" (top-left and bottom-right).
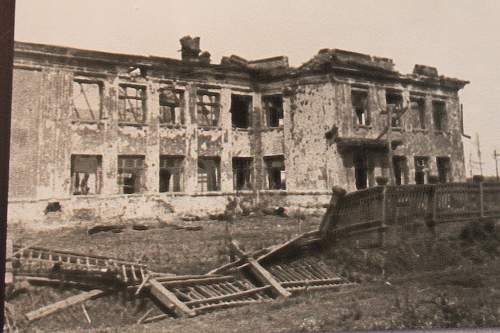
[{"x1": 7, "y1": 190, "x2": 332, "y2": 226}]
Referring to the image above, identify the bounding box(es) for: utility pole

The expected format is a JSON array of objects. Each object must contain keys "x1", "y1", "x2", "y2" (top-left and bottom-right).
[
  {"x1": 494, "y1": 149, "x2": 499, "y2": 182},
  {"x1": 386, "y1": 105, "x2": 395, "y2": 185},
  {"x1": 468, "y1": 152, "x2": 473, "y2": 178},
  {"x1": 476, "y1": 133, "x2": 483, "y2": 176}
]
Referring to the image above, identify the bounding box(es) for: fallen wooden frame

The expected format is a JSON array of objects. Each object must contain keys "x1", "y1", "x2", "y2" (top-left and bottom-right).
[
  {"x1": 146, "y1": 273, "x2": 273, "y2": 318},
  {"x1": 25, "y1": 289, "x2": 105, "y2": 322}
]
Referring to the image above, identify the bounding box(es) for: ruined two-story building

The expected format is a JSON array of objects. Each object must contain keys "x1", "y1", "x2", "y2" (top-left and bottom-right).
[{"x1": 8, "y1": 37, "x2": 469, "y2": 223}]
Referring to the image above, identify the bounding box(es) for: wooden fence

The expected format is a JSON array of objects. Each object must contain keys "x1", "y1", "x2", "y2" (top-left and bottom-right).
[{"x1": 320, "y1": 182, "x2": 500, "y2": 244}]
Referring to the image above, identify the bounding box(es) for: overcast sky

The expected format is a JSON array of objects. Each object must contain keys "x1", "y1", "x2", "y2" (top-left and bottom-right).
[{"x1": 14, "y1": 0, "x2": 500, "y2": 176}]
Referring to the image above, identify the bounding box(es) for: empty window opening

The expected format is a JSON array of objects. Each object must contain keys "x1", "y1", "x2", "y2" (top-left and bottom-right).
[
  {"x1": 393, "y1": 156, "x2": 408, "y2": 185},
  {"x1": 72, "y1": 80, "x2": 102, "y2": 121},
  {"x1": 71, "y1": 155, "x2": 102, "y2": 195},
  {"x1": 264, "y1": 156, "x2": 286, "y2": 190},
  {"x1": 386, "y1": 92, "x2": 403, "y2": 128},
  {"x1": 118, "y1": 85, "x2": 146, "y2": 124},
  {"x1": 353, "y1": 154, "x2": 368, "y2": 190},
  {"x1": 197, "y1": 92, "x2": 220, "y2": 127},
  {"x1": 432, "y1": 100, "x2": 447, "y2": 131},
  {"x1": 118, "y1": 156, "x2": 145, "y2": 194},
  {"x1": 262, "y1": 95, "x2": 284, "y2": 127},
  {"x1": 198, "y1": 157, "x2": 221, "y2": 192},
  {"x1": 437, "y1": 156, "x2": 451, "y2": 183},
  {"x1": 411, "y1": 97, "x2": 426, "y2": 130},
  {"x1": 414, "y1": 156, "x2": 429, "y2": 185},
  {"x1": 352, "y1": 89, "x2": 369, "y2": 126},
  {"x1": 160, "y1": 156, "x2": 184, "y2": 192},
  {"x1": 159, "y1": 88, "x2": 184, "y2": 125},
  {"x1": 233, "y1": 157, "x2": 253, "y2": 190},
  {"x1": 231, "y1": 95, "x2": 252, "y2": 128}
]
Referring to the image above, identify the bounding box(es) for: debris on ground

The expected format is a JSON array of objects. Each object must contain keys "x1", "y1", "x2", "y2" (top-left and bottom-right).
[{"x1": 6, "y1": 226, "x2": 352, "y2": 326}]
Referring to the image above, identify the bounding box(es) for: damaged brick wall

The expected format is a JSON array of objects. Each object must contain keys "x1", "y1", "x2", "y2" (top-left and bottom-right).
[{"x1": 8, "y1": 40, "x2": 468, "y2": 223}]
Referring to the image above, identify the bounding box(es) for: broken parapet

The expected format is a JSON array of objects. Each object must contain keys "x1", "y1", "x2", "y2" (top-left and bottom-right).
[
  {"x1": 247, "y1": 56, "x2": 289, "y2": 70},
  {"x1": 300, "y1": 48, "x2": 395, "y2": 72},
  {"x1": 180, "y1": 36, "x2": 210, "y2": 64},
  {"x1": 220, "y1": 55, "x2": 289, "y2": 71},
  {"x1": 413, "y1": 64, "x2": 439, "y2": 77},
  {"x1": 220, "y1": 54, "x2": 249, "y2": 68}
]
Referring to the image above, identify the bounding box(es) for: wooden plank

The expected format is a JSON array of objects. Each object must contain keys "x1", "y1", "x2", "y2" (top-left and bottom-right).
[
  {"x1": 230, "y1": 241, "x2": 291, "y2": 298},
  {"x1": 134, "y1": 275, "x2": 151, "y2": 296},
  {"x1": 158, "y1": 276, "x2": 234, "y2": 286},
  {"x1": 137, "y1": 307, "x2": 155, "y2": 324},
  {"x1": 185, "y1": 286, "x2": 270, "y2": 306},
  {"x1": 149, "y1": 279, "x2": 196, "y2": 317},
  {"x1": 25, "y1": 289, "x2": 104, "y2": 322},
  {"x1": 194, "y1": 299, "x2": 266, "y2": 312}
]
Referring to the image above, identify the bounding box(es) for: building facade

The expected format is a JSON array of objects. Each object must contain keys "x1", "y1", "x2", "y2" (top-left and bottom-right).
[{"x1": 8, "y1": 37, "x2": 469, "y2": 223}]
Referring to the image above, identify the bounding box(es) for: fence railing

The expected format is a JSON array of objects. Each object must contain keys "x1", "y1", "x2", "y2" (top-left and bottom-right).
[{"x1": 320, "y1": 182, "x2": 500, "y2": 242}]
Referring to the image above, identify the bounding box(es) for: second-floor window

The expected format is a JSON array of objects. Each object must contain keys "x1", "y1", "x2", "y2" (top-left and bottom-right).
[
  {"x1": 231, "y1": 94, "x2": 252, "y2": 129},
  {"x1": 410, "y1": 97, "x2": 426, "y2": 130},
  {"x1": 351, "y1": 89, "x2": 369, "y2": 126},
  {"x1": 72, "y1": 79, "x2": 102, "y2": 121},
  {"x1": 386, "y1": 92, "x2": 403, "y2": 128},
  {"x1": 197, "y1": 91, "x2": 220, "y2": 127},
  {"x1": 262, "y1": 95, "x2": 284, "y2": 127},
  {"x1": 432, "y1": 100, "x2": 447, "y2": 131},
  {"x1": 159, "y1": 88, "x2": 184, "y2": 125},
  {"x1": 118, "y1": 85, "x2": 146, "y2": 124}
]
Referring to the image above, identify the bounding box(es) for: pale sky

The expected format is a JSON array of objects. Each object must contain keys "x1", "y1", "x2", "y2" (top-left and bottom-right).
[{"x1": 14, "y1": 0, "x2": 500, "y2": 176}]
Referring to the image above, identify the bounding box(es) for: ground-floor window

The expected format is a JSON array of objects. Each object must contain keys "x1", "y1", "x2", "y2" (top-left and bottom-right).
[
  {"x1": 414, "y1": 156, "x2": 429, "y2": 184},
  {"x1": 118, "y1": 155, "x2": 145, "y2": 194},
  {"x1": 393, "y1": 156, "x2": 408, "y2": 185},
  {"x1": 233, "y1": 157, "x2": 253, "y2": 190},
  {"x1": 198, "y1": 157, "x2": 220, "y2": 192},
  {"x1": 436, "y1": 156, "x2": 451, "y2": 183},
  {"x1": 264, "y1": 155, "x2": 286, "y2": 190},
  {"x1": 160, "y1": 156, "x2": 184, "y2": 192},
  {"x1": 71, "y1": 155, "x2": 102, "y2": 195}
]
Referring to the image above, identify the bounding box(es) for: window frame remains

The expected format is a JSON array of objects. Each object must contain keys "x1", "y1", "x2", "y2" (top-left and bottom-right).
[
  {"x1": 351, "y1": 88, "x2": 370, "y2": 127},
  {"x1": 197, "y1": 91, "x2": 221, "y2": 128},
  {"x1": 159, "y1": 87, "x2": 185, "y2": 126},
  {"x1": 197, "y1": 156, "x2": 221, "y2": 192},
  {"x1": 70, "y1": 154, "x2": 103, "y2": 195},
  {"x1": 262, "y1": 95, "x2": 284, "y2": 128},
  {"x1": 386, "y1": 91, "x2": 404, "y2": 129},
  {"x1": 264, "y1": 155, "x2": 286, "y2": 190},
  {"x1": 118, "y1": 84, "x2": 147, "y2": 125},
  {"x1": 159, "y1": 155, "x2": 184, "y2": 193},
  {"x1": 232, "y1": 157, "x2": 253, "y2": 190},
  {"x1": 71, "y1": 79, "x2": 103, "y2": 122},
  {"x1": 117, "y1": 155, "x2": 146, "y2": 194},
  {"x1": 432, "y1": 100, "x2": 447, "y2": 132}
]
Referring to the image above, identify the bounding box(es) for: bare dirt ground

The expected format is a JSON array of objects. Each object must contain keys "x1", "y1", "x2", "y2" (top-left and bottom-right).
[{"x1": 5, "y1": 215, "x2": 500, "y2": 332}]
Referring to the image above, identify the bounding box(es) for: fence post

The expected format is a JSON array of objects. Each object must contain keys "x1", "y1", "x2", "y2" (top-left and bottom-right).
[
  {"x1": 430, "y1": 185, "x2": 438, "y2": 238},
  {"x1": 379, "y1": 186, "x2": 387, "y2": 247},
  {"x1": 479, "y1": 181, "x2": 485, "y2": 219}
]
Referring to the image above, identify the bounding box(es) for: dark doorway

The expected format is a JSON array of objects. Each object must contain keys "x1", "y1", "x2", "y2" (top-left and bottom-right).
[
  {"x1": 437, "y1": 156, "x2": 451, "y2": 183},
  {"x1": 393, "y1": 156, "x2": 407, "y2": 185},
  {"x1": 354, "y1": 154, "x2": 368, "y2": 190}
]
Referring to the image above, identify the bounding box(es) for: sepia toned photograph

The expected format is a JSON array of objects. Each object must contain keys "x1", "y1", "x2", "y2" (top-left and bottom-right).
[{"x1": 2, "y1": 0, "x2": 500, "y2": 332}]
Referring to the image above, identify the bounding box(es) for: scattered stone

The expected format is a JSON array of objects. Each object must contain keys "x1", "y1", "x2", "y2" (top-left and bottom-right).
[
  {"x1": 181, "y1": 215, "x2": 201, "y2": 222},
  {"x1": 88, "y1": 225, "x2": 125, "y2": 235},
  {"x1": 132, "y1": 224, "x2": 149, "y2": 231}
]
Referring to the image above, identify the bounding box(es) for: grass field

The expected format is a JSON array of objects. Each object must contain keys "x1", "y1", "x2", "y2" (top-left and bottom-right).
[{"x1": 5, "y1": 215, "x2": 500, "y2": 332}]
